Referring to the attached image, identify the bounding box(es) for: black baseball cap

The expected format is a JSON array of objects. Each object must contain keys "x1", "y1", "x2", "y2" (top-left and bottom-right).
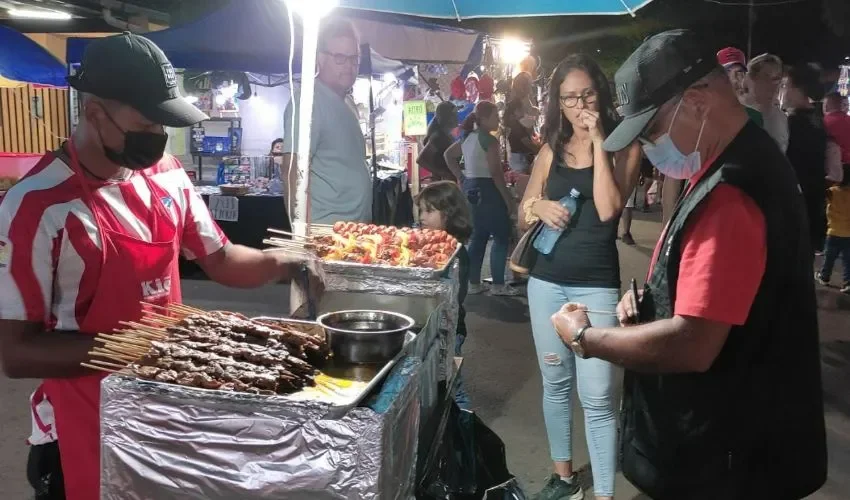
[
  {"x1": 602, "y1": 29, "x2": 719, "y2": 152},
  {"x1": 68, "y1": 32, "x2": 208, "y2": 127}
]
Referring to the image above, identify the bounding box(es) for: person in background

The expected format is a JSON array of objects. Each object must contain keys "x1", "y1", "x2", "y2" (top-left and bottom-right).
[
  {"x1": 745, "y1": 53, "x2": 788, "y2": 153},
  {"x1": 0, "y1": 33, "x2": 321, "y2": 500},
  {"x1": 417, "y1": 101, "x2": 461, "y2": 182},
  {"x1": 282, "y1": 18, "x2": 371, "y2": 224},
  {"x1": 552, "y1": 29, "x2": 826, "y2": 499},
  {"x1": 519, "y1": 54, "x2": 642, "y2": 500},
  {"x1": 823, "y1": 92, "x2": 850, "y2": 165},
  {"x1": 716, "y1": 46, "x2": 764, "y2": 127},
  {"x1": 782, "y1": 64, "x2": 828, "y2": 253},
  {"x1": 816, "y1": 164, "x2": 850, "y2": 293},
  {"x1": 505, "y1": 72, "x2": 541, "y2": 173},
  {"x1": 445, "y1": 101, "x2": 519, "y2": 296},
  {"x1": 268, "y1": 137, "x2": 284, "y2": 176},
  {"x1": 417, "y1": 181, "x2": 474, "y2": 406}
]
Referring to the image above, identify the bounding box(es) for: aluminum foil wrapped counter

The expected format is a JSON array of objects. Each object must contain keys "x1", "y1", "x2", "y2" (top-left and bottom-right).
[{"x1": 100, "y1": 357, "x2": 421, "y2": 500}]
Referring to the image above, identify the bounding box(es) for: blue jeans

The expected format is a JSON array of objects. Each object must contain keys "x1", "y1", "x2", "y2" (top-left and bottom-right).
[
  {"x1": 463, "y1": 177, "x2": 510, "y2": 285},
  {"x1": 527, "y1": 277, "x2": 621, "y2": 497},
  {"x1": 820, "y1": 235, "x2": 850, "y2": 284}
]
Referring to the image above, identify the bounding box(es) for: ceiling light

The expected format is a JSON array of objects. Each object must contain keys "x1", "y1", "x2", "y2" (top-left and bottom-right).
[{"x1": 7, "y1": 8, "x2": 72, "y2": 20}]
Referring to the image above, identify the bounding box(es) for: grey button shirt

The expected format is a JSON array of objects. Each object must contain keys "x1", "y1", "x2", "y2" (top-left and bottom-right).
[{"x1": 283, "y1": 80, "x2": 372, "y2": 224}]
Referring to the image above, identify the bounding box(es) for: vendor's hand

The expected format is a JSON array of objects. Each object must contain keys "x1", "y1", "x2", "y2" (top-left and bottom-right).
[
  {"x1": 579, "y1": 109, "x2": 605, "y2": 143},
  {"x1": 533, "y1": 200, "x2": 570, "y2": 230},
  {"x1": 616, "y1": 288, "x2": 644, "y2": 326},
  {"x1": 551, "y1": 302, "x2": 590, "y2": 345},
  {"x1": 269, "y1": 252, "x2": 325, "y2": 292}
]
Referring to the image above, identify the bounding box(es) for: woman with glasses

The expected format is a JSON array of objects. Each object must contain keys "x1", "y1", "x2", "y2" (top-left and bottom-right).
[{"x1": 518, "y1": 54, "x2": 641, "y2": 500}]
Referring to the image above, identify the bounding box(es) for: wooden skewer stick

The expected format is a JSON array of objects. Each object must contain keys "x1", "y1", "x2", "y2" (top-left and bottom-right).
[
  {"x1": 267, "y1": 228, "x2": 313, "y2": 240},
  {"x1": 98, "y1": 342, "x2": 148, "y2": 357},
  {"x1": 167, "y1": 303, "x2": 206, "y2": 315},
  {"x1": 89, "y1": 347, "x2": 138, "y2": 363},
  {"x1": 120, "y1": 321, "x2": 167, "y2": 336},
  {"x1": 143, "y1": 303, "x2": 178, "y2": 315},
  {"x1": 96, "y1": 334, "x2": 151, "y2": 348},
  {"x1": 89, "y1": 359, "x2": 129, "y2": 370},
  {"x1": 81, "y1": 362, "x2": 120, "y2": 374},
  {"x1": 114, "y1": 329, "x2": 165, "y2": 341},
  {"x1": 90, "y1": 350, "x2": 136, "y2": 363},
  {"x1": 142, "y1": 311, "x2": 181, "y2": 323}
]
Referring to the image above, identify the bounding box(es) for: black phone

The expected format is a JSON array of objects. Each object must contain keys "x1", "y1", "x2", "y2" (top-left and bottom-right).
[{"x1": 630, "y1": 278, "x2": 640, "y2": 323}]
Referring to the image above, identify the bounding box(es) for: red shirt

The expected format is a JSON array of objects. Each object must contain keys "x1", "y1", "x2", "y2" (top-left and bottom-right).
[
  {"x1": 824, "y1": 111, "x2": 850, "y2": 164},
  {"x1": 649, "y1": 165, "x2": 767, "y2": 326}
]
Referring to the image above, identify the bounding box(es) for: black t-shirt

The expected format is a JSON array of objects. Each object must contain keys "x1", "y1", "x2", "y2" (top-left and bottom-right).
[
  {"x1": 530, "y1": 159, "x2": 621, "y2": 288},
  {"x1": 787, "y1": 108, "x2": 827, "y2": 201},
  {"x1": 423, "y1": 131, "x2": 455, "y2": 179},
  {"x1": 505, "y1": 99, "x2": 534, "y2": 155}
]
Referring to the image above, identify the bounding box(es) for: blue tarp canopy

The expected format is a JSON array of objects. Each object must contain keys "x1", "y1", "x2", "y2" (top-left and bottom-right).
[
  {"x1": 338, "y1": 0, "x2": 654, "y2": 19},
  {"x1": 0, "y1": 25, "x2": 66, "y2": 87},
  {"x1": 66, "y1": 0, "x2": 483, "y2": 75}
]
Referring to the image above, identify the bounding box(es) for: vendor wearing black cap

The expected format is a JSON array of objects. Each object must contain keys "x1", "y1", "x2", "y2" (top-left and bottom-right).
[
  {"x1": 551, "y1": 29, "x2": 826, "y2": 499},
  {"x1": 0, "y1": 33, "x2": 321, "y2": 500}
]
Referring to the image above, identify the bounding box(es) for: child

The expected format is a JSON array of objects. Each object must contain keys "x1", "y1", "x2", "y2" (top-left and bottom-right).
[
  {"x1": 816, "y1": 164, "x2": 850, "y2": 294},
  {"x1": 416, "y1": 181, "x2": 473, "y2": 408}
]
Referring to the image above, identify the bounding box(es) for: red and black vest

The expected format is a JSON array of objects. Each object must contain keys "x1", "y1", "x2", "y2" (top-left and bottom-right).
[{"x1": 621, "y1": 122, "x2": 827, "y2": 500}]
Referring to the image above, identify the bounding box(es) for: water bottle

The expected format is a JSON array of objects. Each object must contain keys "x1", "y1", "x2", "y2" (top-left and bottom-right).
[{"x1": 533, "y1": 188, "x2": 581, "y2": 255}]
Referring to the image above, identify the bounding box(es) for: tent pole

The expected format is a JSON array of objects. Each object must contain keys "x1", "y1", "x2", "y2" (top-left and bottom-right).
[{"x1": 291, "y1": 14, "x2": 320, "y2": 238}]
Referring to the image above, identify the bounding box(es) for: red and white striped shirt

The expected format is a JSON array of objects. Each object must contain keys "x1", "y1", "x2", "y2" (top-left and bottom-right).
[{"x1": 0, "y1": 151, "x2": 228, "y2": 444}]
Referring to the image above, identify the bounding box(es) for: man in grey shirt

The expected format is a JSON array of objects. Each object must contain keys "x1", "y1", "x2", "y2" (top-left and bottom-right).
[{"x1": 282, "y1": 18, "x2": 372, "y2": 224}]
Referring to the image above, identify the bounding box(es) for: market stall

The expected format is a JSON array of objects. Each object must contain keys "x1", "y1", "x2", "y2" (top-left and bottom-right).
[
  {"x1": 64, "y1": 1, "x2": 482, "y2": 248},
  {"x1": 88, "y1": 223, "x2": 462, "y2": 499}
]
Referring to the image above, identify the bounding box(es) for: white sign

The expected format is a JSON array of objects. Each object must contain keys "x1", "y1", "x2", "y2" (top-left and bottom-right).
[{"x1": 208, "y1": 195, "x2": 239, "y2": 222}]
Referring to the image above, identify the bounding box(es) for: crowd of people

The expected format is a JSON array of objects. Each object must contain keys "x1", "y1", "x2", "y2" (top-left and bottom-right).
[
  {"x1": 0, "y1": 14, "x2": 845, "y2": 500},
  {"x1": 413, "y1": 27, "x2": 840, "y2": 500}
]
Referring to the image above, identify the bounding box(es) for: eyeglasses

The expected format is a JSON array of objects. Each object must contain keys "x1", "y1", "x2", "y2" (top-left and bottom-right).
[
  {"x1": 321, "y1": 51, "x2": 360, "y2": 66},
  {"x1": 559, "y1": 91, "x2": 597, "y2": 108}
]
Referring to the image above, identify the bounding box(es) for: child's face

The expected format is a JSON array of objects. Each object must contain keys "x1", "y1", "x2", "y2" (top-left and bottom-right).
[{"x1": 419, "y1": 203, "x2": 445, "y2": 231}]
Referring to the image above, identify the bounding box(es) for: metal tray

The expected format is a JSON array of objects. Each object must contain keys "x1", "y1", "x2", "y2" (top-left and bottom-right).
[
  {"x1": 104, "y1": 317, "x2": 414, "y2": 416},
  {"x1": 254, "y1": 317, "x2": 416, "y2": 414},
  {"x1": 320, "y1": 242, "x2": 462, "y2": 281}
]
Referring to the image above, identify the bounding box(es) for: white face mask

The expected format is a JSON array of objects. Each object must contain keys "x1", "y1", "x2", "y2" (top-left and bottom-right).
[{"x1": 641, "y1": 98, "x2": 706, "y2": 180}]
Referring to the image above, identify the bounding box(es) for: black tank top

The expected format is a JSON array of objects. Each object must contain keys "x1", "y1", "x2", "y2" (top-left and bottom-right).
[{"x1": 529, "y1": 158, "x2": 621, "y2": 288}]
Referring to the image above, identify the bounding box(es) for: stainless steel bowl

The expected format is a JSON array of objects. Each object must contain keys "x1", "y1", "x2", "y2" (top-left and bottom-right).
[{"x1": 317, "y1": 310, "x2": 414, "y2": 364}]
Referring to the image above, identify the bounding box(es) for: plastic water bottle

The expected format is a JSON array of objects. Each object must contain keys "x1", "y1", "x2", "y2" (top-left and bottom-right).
[{"x1": 533, "y1": 188, "x2": 581, "y2": 255}]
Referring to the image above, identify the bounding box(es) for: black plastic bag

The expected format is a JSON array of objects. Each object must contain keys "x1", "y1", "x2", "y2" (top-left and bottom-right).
[{"x1": 417, "y1": 401, "x2": 522, "y2": 499}]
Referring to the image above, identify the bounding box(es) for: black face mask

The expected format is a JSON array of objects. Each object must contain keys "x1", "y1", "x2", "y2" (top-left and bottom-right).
[{"x1": 99, "y1": 112, "x2": 168, "y2": 170}]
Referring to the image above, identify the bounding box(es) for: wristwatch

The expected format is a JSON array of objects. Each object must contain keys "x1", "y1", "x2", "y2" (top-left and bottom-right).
[{"x1": 571, "y1": 326, "x2": 590, "y2": 359}]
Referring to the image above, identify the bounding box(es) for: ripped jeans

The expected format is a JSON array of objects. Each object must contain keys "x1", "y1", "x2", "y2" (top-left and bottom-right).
[{"x1": 527, "y1": 277, "x2": 622, "y2": 497}]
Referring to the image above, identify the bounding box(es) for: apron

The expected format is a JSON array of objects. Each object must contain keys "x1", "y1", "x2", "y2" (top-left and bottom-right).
[{"x1": 41, "y1": 141, "x2": 182, "y2": 500}]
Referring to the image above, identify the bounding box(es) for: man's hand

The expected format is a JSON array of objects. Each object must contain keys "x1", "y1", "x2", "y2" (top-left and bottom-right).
[
  {"x1": 267, "y1": 251, "x2": 325, "y2": 296},
  {"x1": 616, "y1": 288, "x2": 644, "y2": 326},
  {"x1": 551, "y1": 302, "x2": 590, "y2": 345}
]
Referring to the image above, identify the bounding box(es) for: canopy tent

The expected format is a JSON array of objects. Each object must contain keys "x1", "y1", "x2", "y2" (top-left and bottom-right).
[
  {"x1": 337, "y1": 0, "x2": 654, "y2": 19},
  {"x1": 65, "y1": 0, "x2": 483, "y2": 75},
  {"x1": 0, "y1": 25, "x2": 66, "y2": 88}
]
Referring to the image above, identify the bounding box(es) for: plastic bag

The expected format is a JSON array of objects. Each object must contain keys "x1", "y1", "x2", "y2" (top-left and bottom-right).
[
  {"x1": 484, "y1": 479, "x2": 527, "y2": 500},
  {"x1": 417, "y1": 400, "x2": 521, "y2": 499}
]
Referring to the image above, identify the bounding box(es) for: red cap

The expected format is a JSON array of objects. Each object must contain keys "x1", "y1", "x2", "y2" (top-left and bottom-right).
[
  {"x1": 450, "y1": 76, "x2": 465, "y2": 100},
  {"x1": 717, "y1": 47, "x2": 746, "y2": 69}
]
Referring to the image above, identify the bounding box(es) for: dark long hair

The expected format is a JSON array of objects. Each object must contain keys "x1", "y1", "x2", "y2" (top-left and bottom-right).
[
  {"x1": 543, "y1": 54, "x2": 619, "y2": 164},
  {"x1": 415, "y1": 181, "x2": 473, "y2": 242},
  {"x1": 461, "y1": 101, "x2": 498, "y2": 139}
]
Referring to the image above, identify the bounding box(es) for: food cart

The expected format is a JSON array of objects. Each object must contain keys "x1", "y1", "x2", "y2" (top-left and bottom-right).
[{"x1": 93, "y1": 222, "x2": 460, "y2": 499}]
